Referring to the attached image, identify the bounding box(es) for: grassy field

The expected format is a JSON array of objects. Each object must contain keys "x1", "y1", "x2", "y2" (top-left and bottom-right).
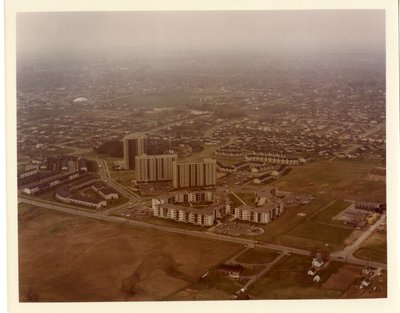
[
  {"x1": 288, "y1": 222, "x2": 353, "y2": 245},
  {"x1": 270, "y1": 158, "x2": 385, "y2": 201},
  {"x1": 279, "y1": 199, "x2": 357, "y2": 252},
  {"x1": 353, "y1": 232, "x2": 387, "y2": 264},
  {"x1": 236, "y1": 248, "x2": 280, "y2": 264},
  {"x1": 18, "y1": 205, "x2": 242, "y2": 302},
  {"x1": 239, "y1": 196, "x2": 356, "y2": 252},
  {"x1": 310, "y1": 199, "x2": 352, "y2": 224},
  {"x1": 249, "y1": 255, "x2": 356, "y2": 299}
]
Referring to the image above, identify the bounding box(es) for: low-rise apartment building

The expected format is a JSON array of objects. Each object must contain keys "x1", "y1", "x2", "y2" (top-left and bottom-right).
[{"x1": 234, "y1": 202, "x2": 284, "y2": 224}]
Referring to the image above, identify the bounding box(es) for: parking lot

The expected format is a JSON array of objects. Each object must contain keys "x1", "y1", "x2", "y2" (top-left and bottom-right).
[
  {"x1": 112, "y1": 206, "x2": 153, "y2": 220},
  {"x1": 213, "y1": 222, "x2": 264, "y2": 237}
]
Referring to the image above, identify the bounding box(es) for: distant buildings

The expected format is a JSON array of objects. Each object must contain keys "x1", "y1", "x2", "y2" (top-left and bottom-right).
[
  {"x1": 172, "y1": 158, "x2": 216, "y2": 189},
  {"x1": 123, "y1": 133, "x2": 147, "y2": 170},
  {"x1": 245, "y1": 152, "x2": 304, "y2": 166},
  {"x1": 135, "y1": 153, "x2": 177, "y2": 182}
]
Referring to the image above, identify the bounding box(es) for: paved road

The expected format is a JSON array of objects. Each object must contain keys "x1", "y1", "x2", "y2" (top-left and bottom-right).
[
  {"x1": 332, "y1": 214, "x2": 386, "y2": 260},
  {"x1": 83, "y1": 157, "x2": 142, "y2": 216},
  {"x1": 18, "y1": 196, "x2": 387, "y2": 270},
  {"x1": 230, "y1": 191, "x2": 247, "y2": 206},
  {"x1": 226, "y1": 247, "x2": 251, "y2": 264},
  {"x1": 336, "y1": 122, "x2": 385, "y2": 157},
  {"x1": 238, "y1": 253, "x2": 286, "y2": 294}
]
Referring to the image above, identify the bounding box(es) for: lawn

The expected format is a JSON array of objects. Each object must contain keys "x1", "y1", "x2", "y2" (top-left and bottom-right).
[
  {"x1": 236, "y1": 248, "x2": 280, "y2": 264},
  {"x1": 249, "y1": 255, "x2": 348, "y2": 299}
]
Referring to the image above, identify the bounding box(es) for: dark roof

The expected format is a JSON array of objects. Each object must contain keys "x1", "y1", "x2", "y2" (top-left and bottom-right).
[
  {"x1": 98, "y1": 187, "x2": 118, "y2": 195},
  {"x1": 92, "y1": 181, "x2": 108, "y2": 189}
]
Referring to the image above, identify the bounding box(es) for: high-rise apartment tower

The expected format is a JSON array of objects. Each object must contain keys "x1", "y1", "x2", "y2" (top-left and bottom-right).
[
  {"x1": 172, "y1": 158, "x2": 217, "y2": 189},
  {"x1": 123, "y1": 133, "x2": 147, "y2": 170}
]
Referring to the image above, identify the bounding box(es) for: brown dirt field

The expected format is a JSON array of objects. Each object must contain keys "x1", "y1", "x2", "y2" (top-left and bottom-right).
[
  {"x1": 171, "y1": 287, "x2": 233, "y2": 301},
  {"x1": 323, "y1": 264, "x2": 361, "y2": 290},
  {"x1": 18, "y1": 205, "x2": 242, "y2": 302}
]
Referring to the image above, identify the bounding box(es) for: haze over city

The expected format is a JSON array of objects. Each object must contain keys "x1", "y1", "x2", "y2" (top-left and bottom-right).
[{"x1": 17, "y1": 10, "x2": 385, "y2": 57}]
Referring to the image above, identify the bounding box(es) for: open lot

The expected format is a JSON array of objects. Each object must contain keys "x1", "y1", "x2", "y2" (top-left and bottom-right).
[
  {"x1": 18, "y1": 205, "x2": 242, "y2": 302},
  {"x1": 236, "y1": 248, "x2": 280, "y2": 264},
  {"x1": 271, "y1": 158, "x2": 385, "y2": 201},
  {"x1": 248, "y1": 255, "x2": 361, "y2": 299},
  {"x1": 323, "y1": 264, "x2": 363, "y2": 290}
]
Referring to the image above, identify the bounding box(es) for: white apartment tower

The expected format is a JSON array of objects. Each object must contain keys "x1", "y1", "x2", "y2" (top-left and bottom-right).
[
  {"x1": 135, "y1": 154, "x2": 177, "y2": 182},
  {"x1": 172, "y1": 158, "x2": 217, "y2": 189}
]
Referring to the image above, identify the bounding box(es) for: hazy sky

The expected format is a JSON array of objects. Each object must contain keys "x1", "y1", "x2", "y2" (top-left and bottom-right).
[{"x1": 17, "y1": 10, "x2": 385, "y2": 56}]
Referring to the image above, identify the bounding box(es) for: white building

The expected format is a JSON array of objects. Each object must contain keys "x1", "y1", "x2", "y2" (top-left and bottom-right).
[{"x1": 234, "y1": 202, "x2": 284, "y2": 224}]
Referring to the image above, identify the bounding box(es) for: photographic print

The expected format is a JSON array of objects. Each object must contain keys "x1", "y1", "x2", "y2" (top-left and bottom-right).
[{"x1": 6, "y1": 1, "x2": 399, "y2": 311}]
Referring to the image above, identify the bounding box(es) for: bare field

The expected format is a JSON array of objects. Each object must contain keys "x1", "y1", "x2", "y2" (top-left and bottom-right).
[
  {"x1": 323, "y1": 264, "x2": 361, "y2": 290},
  {"x1": 18, "y1": 205, "x2": 242, "y2": 302}
]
